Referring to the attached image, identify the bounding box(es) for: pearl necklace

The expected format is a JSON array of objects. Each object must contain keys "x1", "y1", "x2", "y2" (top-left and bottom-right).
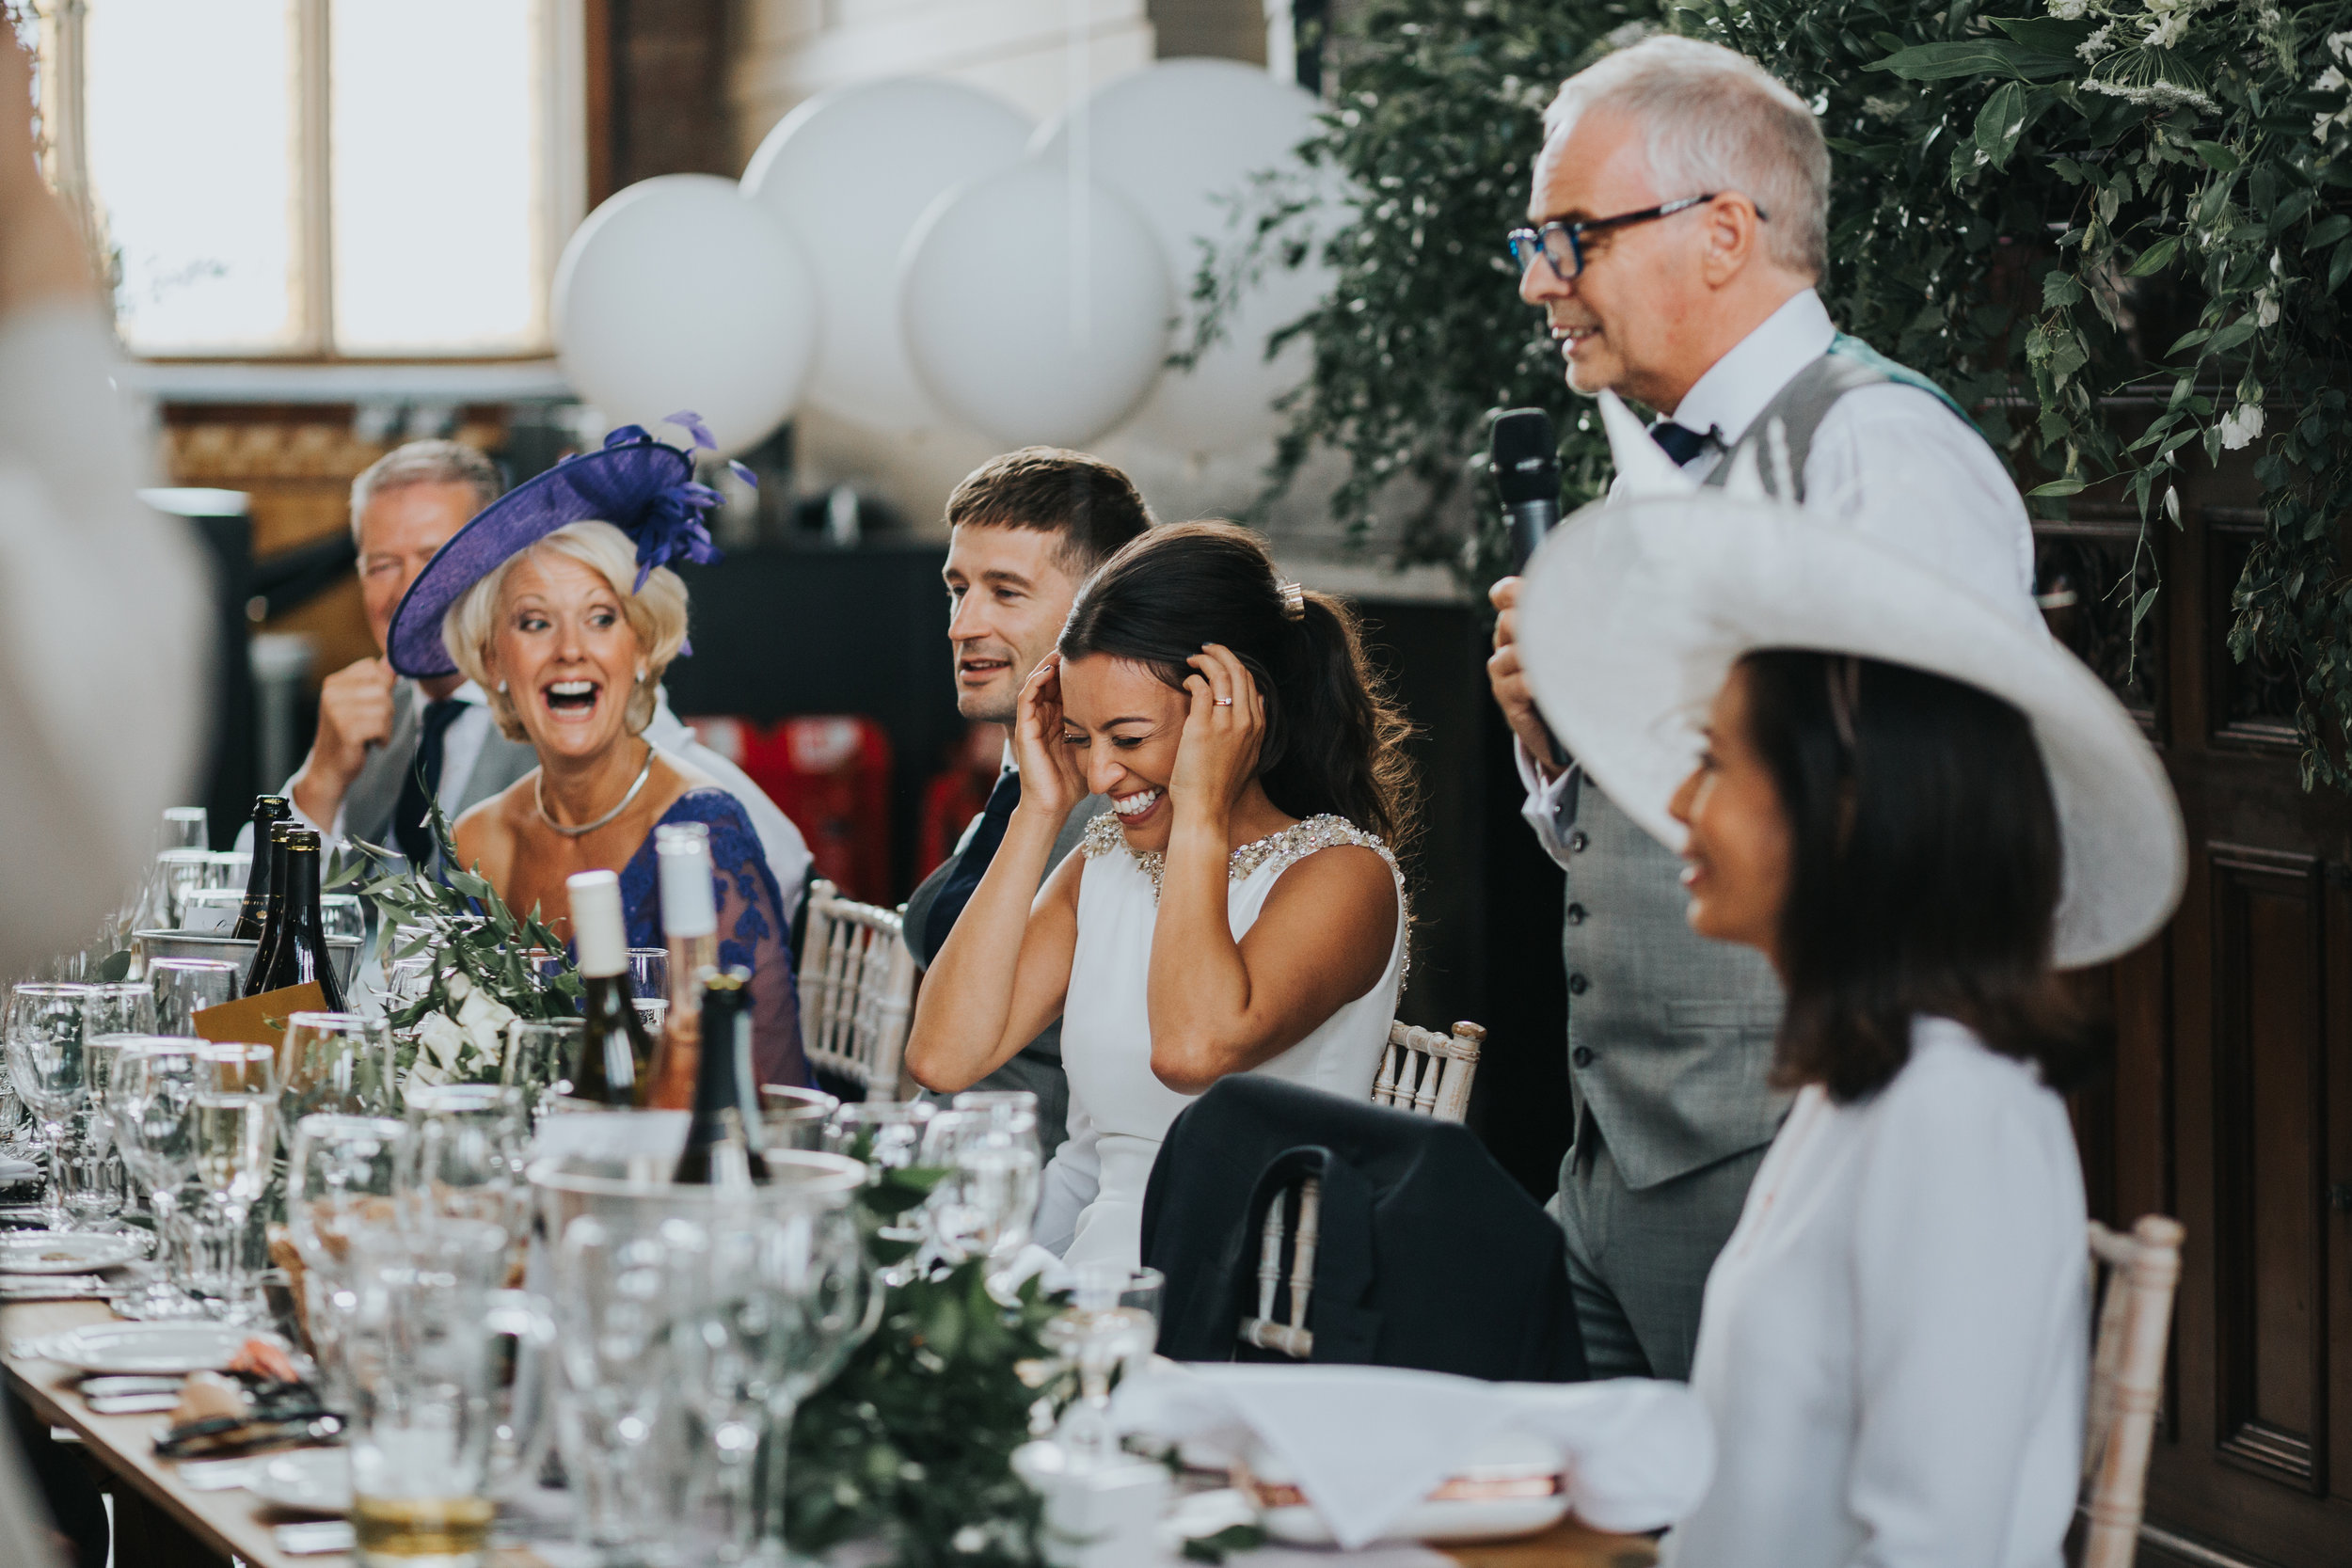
[{"x1": 534, "y1": 743, "x2": 656, "y2": 837}]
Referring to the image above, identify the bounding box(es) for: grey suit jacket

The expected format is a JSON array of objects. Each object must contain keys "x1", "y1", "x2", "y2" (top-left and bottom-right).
[
  {"x1": 339, "y1": 682, "x2": 537, "y2": 867},
  {"x1": 900, "y1": 784, "x2": 1109, "y2": 1066}
]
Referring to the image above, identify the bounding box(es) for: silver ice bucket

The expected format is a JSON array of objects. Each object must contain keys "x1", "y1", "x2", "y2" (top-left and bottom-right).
[{"x1": 132, "y1": 929, "x2": 362, "y2": 993}]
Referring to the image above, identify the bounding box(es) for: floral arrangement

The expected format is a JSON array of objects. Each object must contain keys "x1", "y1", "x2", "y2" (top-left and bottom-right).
[{"x1": 334, "y1": 805, "x2": 580, "y2": 1092}]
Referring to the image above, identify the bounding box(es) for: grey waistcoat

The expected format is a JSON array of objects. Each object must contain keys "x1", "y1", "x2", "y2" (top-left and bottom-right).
[{"x1": 1558, "y1": 335, "x2": 1979, "y2": 1190}]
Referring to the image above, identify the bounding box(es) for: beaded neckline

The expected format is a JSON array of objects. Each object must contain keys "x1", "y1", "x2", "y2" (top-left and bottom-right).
[{"x1": 1080, "y1": 810, "x2": 1399, "y2": 899}]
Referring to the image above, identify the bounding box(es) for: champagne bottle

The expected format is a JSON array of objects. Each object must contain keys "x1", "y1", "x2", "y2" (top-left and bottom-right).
[
  {"x1": 231, "y1": 796, "x2": 290, "y2": 940},
  {"x1": 248, "y1": 831, "x2": 346, "y2": 1010},
  {"x1": 565, "y1": 869, "x2": 651, "y2": 1106},
  {"x1": 242, "y1": 820, "x2": 297, "y2": 995},
  {"x1": 643, "y1": 822, "x2": 717, "y2": 1111},
  {"x1": 673, "y1": 967, "x2": 768, "y2": 1186}
]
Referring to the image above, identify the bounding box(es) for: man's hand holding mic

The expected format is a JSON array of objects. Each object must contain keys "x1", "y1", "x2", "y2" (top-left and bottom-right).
[
  {"x1": 1487, "y1": 407, "x2": 1569, "y2": 780},
  {"x1": 289, "y1": 657, "x2": 397, "y2": 829}
]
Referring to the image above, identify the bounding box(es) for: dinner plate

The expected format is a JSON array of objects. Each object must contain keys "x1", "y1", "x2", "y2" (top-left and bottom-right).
[
  {"x1": 32, "y1": 1321, "x2": 252, "y2": 1374},
  {"x1": 0, "y1": 1231, "x2": 147, "y2": 1275},
  {"x1": 247, "y1": 1450, "x2": 351, "y2": 1516}
]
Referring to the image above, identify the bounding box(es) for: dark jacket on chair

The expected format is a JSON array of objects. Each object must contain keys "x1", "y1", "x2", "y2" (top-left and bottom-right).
[{"x1": 1139, "y1": 1077, "x2": 1587, "y2": 1383}]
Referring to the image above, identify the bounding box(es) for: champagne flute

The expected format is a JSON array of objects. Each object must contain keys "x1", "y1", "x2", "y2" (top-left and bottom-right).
[
  {"x1": 148, "y1": 958, "x2": 239, "y2": 1037},
  {"x1": 287, "y1": 1114, "x2": 408, "y2": 1406},
  {"x1": 107, "y1": 1039, "x2": 208, "y2": 1320},
  {"x1": 192, "y1": 1042, "x2": 279, "y2": 1323},
  {"x1": 7, "y1": 983, "x2": 90, "y2": 1231}
]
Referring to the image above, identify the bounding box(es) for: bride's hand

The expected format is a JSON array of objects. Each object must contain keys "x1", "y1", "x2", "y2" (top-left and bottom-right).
[
  {"x1": 1168, "y1": 643, "x2": 1264, "y2": 829},
  {"x1": 1011, "y1": 653, "x2": 1086, "y2": 819}
]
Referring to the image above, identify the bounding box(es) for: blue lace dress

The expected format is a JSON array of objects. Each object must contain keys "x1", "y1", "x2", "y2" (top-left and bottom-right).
[{"x1": 618, "y1": 788, "x2": 809, "y2": 1088}]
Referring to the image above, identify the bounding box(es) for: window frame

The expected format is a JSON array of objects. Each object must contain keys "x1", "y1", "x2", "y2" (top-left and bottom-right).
[{"x1": 36, "y1": 0, "x2": 588, "y2": 364}]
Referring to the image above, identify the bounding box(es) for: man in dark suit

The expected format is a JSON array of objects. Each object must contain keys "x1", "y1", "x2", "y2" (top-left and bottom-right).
[{"x1": 900, "y1": 448, "x2": 1153, "y2": 1157}]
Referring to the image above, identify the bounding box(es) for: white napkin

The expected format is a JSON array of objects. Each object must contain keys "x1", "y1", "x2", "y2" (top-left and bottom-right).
[{"x1": 1109, "y1": 1364, "x2": 1713, "y2": 1549}]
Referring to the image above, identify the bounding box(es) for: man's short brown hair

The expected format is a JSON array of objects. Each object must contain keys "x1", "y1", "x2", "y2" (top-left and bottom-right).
[{"x1": 944, "y1": 448, "x2": 1153, "y2": 576}]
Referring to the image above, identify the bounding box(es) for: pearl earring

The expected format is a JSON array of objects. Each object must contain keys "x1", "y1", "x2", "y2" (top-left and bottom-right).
[{"x1": 497, "y1": 680, "x2": 507, "y2": 693}]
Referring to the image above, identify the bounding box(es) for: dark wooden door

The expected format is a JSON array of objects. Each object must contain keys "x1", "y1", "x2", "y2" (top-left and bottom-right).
[{"x1": 2039, "y1": 453, "x2": 2352, "y2": 1566}]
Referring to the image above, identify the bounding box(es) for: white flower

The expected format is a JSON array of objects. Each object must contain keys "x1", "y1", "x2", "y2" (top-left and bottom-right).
[
  {"x1": 2318, "y1": 66, "x2": 2349, "y2": 93},
  {"x1": 2218, "y1": 403, "x2": 2265, "y2": 450},
  {"x1": 454, "y1": 989, "x2": 516, "y2": 1075},
  {"x1": 416, "y1": 1010, "x2": 468, "y2": 1071},
  {"x1": 2080, "y1": 22, "x2": 2117, "y2": 59},
  {"x1": 445, "y1": 972, "x2": 472, "y2": 1004},
  {"x1": 2329, "y1": 29, "x2": 2352, "y2": 63},
  {"x1": 2145, "y1": 10, "x2": 2190, "y2": 49},
  {"x1": 2047, "y1": 0, "x2": 2091, "y2": 18},
  {"x1": 2257, "y1": 290, "x2": 2280, "y2": 326}
]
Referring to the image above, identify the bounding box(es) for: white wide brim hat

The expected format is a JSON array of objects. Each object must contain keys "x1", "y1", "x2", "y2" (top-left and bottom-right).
[{"x1": 1517, "y1": 487, "x2": 2185, "y2": 969}]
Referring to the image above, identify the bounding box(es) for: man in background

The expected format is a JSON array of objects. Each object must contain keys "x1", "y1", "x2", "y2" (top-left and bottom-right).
[
  {"x1": 252, "y1": 439, "x2": 814, "y2": 914},
  {"x1": 900, "y1": 448, "x2": 1153, "y2": 1157}
]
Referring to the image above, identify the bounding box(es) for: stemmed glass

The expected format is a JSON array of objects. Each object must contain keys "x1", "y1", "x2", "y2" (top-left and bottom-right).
[
  {"x1": 67, "y1": 1030, "x2": 136, "y2": 1230},
  {"x1": 401, "y1": 1084, "x2": 530, "y2": 1248},
  {"x1": 822, "y1": 1100, "x2": 936, "y2": 1281},
  {"x1": 921, "y1": 1101, "x2": 1042, "y2": 1267},
  {"x1": 6, "y1": 984, "x2": 89, "y2": 1231},
  {"x1": 278, "y1": 1012, "x2": 396, "y2": 1138},
  {"x1": 190, "y1": 1041, "x2": 279, "y2": 1323},
  {"x1": 501, "y1": 1019, "x2": 582, "y2": 1124},
  {"x1": 1043, "y1": 1261, "x2": 1165, "y2": 1461},
  {"x1": 286, "y1": 1113, "x2": 408, "y2": 1408},
  {"x1": 148, "y1": 958, "x2": 240, "y2": 1037},
  {"x1": 106, "y1": 1039, "x2": 209, "y2": 1320}
]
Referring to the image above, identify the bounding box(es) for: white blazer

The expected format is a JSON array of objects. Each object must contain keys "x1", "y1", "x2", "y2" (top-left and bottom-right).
[{"x1": 1662, "y1": 1018, "x2": 2089, "y2": 1568}]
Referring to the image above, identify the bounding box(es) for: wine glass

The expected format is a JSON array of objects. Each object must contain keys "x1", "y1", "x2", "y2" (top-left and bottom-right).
[
  {"x1": 7, "y1": 983, "x2": 90, "y2": 1231},
  {"x1": 286, "y1": 1113, "x2": 408, "y2": 1406},
  {"x1": 191, "y1": 1041, "x2": 280, "y2": 1323},
  {"x1": 920, "y1": 1105, "x2": 1042, "y2": 1265},
  {"x1": 148, "y1": 958, "x2": 240, "y2": 1037},
  {"x1": 400, "y1": 1084, "x2": 529, "y2": 1249},
  {"x1": 1043, "y1": 1262, "x2": 1164, "y2": 1460},
  {"x1": 820, "y1": 1100, "x2": 934, "y2": 1171},
  {"x1": 66, "y1": 1031, "x2": 137, "y2": 1230},
  {"x1": 278, "y1": 1012, "x2": 397, "y2": 1138},
  {"x1": 84, "y1": 982, "x2": 151, "y2": 1038},
  {"x1": 501, "y1": 1020, "x2": 582, "y2": 1122},
  {"x1": 107, "y1": 1039, "x2": 208, "y2": 1320}
]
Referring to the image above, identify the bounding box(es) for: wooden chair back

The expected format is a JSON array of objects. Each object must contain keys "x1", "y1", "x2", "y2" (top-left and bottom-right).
[
  {"x1": 793, "y1": 879, "x2": 916, "y2": 1101},
  {"x1": 2079, "y1": 1214, "x2": 2185, "y2": 1568},
  {"x1": 1237, "y1": 1017, "x2": 1488, "y2": 1357},
  {"x1": 1372, "y1": 1020, "x2": 1484, "y2": 1122}
]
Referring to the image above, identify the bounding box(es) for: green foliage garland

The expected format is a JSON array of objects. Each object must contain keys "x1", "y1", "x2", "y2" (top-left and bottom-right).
[{"x1": 1221, "y1": 0, "x2": 2352, "y2": 784}]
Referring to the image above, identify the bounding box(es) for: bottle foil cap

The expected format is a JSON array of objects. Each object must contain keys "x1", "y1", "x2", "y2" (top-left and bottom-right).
[
  {"x1": 567, "y1": 869, "x2": 628, "y2": 976},
  {"x1": 657, "y1": 825, "x2": 717, "y2": 938}
]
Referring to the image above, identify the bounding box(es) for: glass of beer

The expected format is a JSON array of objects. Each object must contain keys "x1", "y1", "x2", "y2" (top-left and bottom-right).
[{"x1": 343, "y1": 1217, "x2": 553, "y2": 1566}]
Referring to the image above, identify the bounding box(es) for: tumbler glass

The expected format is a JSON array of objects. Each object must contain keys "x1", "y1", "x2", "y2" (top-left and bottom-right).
[
  {"x1": 148, "y1": 958, "x2": 240, "y2": 1037},
  {"x1": 501, "y1": 1020, "x2": 581, "y2": 1123},
  {"x1": 278, "y1": 1012, "x2": 397, "y2": 1138},
  {"x1": 106, "y1": 1039, "x2": 207, "y2": 1320},
  {"x1": 401, "y1": 1084, "x2": 530, "y2": 1251},
  {"x1": 286, "y1": 1113, "x2": 409, "y2": 1408},
  {"x1": 755, "y1": 1084, "x2": 838, "y2": 1152},
  {"x1": 189, "y1": 1042, "x2": 279, "y2": 1323}
]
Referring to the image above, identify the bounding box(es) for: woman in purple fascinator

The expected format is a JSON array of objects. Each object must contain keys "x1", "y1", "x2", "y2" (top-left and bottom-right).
[{"x1": 386, "y1": 415, "x2": 808, "y2": 1089}]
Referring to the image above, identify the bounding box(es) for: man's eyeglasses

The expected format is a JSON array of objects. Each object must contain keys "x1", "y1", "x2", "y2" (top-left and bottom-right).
[{"x1": 1507, "y1": 194, "x2": 1760, "y2": 282}]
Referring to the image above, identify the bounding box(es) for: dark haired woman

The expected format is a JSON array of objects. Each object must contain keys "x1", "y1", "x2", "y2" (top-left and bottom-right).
[
  {"x1": 905, "y1": 521, "x2": 1418, "y2": 1271},
  {"x1": 1517, "y1": 492, "x2": 2185, "y2": 1566}
]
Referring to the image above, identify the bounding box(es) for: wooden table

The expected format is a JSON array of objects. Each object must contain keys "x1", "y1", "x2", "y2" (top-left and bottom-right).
[{"x1": 3, "y1": 1299, "x2": 1654, "y2": 1568}]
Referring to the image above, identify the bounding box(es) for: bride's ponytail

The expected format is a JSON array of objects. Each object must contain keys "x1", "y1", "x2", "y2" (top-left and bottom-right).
[{"x1": 1058, "y1": 521, "x2": 1420, "y2": 855}]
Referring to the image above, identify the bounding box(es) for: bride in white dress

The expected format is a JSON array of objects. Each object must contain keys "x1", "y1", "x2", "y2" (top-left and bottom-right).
[{"x1": 905, "y1": 522, "x2": 1419, "y2": 1270}]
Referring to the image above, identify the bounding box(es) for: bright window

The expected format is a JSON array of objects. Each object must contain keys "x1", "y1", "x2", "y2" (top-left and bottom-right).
[{"x1": 39, "y1": 0, "x2": 581, "y2": 359}]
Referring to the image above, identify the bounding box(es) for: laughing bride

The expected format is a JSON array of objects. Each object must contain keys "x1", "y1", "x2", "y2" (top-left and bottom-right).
[{"x1": 905, "y1": 521, "x2": 1419, "y2": 1270}]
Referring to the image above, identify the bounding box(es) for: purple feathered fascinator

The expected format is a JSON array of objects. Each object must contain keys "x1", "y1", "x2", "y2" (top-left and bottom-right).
[{"x1": 386, "y1": 412, "x2": 754, "y2": 679}]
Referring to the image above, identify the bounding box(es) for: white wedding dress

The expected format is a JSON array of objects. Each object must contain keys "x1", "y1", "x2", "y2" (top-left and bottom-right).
[{"x1": 1035, "y1": 812, "x2": 1409, "y2": 1271}]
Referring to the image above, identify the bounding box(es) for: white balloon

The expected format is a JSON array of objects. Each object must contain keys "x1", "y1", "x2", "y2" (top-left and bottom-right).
[
  {"x1": 1034, "y1": 59, "x2": 1333, "y2": 455},
  {"x1": 900, "y1": 161, "x2": 1172, "y2": 451},
  {"x1": 553, "y1": 175, "x2": 818, "y2": 454},
  {"x1": 742, "y1": 79, "x2": 1033, "y2": 435}
]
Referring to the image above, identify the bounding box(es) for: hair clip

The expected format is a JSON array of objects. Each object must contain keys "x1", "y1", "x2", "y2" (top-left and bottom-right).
[{"x1": 1277, "y1": 579, "x2": 1306, "y2": 620}]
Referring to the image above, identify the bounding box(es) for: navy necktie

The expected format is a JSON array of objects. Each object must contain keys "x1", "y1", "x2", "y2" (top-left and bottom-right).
[
  {"x1": 392, "y1": 698, "x2": 466, "y2": 869},
  {"x1": 925, "y1": 768, "x2": 1022, "y2": 957},
  {"x1": 1649, "y1": 420, "x2": 1714, "y2": 467}
]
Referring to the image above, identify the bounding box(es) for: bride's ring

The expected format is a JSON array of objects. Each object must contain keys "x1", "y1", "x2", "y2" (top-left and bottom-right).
[{"x1": 1214, "y1": 696, "x2": 1233, "y2": 706}]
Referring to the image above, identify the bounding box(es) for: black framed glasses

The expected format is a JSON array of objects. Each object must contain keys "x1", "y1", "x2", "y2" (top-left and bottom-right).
[{"x1": 1508, "y1": 194, "x2": 1757, "y2": 282}]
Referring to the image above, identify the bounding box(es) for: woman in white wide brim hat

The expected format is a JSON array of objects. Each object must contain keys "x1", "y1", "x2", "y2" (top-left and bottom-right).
[{"x1": 1516, "y1": 487, "x2": 2185, "y2": 1568}]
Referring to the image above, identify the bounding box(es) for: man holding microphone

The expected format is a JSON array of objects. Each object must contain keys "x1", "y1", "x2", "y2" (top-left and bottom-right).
[{"x1": 1486, "y1": 35, "x2": 2041, "y2": 1378}]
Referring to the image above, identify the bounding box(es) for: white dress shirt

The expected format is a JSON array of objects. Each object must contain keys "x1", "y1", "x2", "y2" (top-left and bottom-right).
[
  {"x1": 1518, "y1": 289, "x2": 2041, "y2": 862},
  {"x1": 1660, "y1": 1019, "x2": 2088, "y2": 1568}
]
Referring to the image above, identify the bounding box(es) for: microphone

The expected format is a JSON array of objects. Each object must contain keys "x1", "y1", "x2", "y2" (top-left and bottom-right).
[{"x1": 1491, "y1": 408, "x2": 1560, "y2": 572}]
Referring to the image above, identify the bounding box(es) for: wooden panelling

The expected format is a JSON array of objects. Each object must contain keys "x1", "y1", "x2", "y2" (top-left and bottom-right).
[{"x1": 2206, "y1": 843, "x2": 2327, "y2": 1490}]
